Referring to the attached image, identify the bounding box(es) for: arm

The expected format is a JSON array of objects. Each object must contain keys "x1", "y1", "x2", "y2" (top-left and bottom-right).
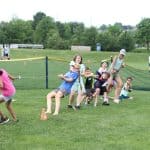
[
  {"x1": 0, "y1": 78, "x2": 3, "y2": 89},
  {"x1": 8, "y1": 74, "x2": 19, "y2": 81},
  {"x1": 58, "y1": 74, "x2": 74, "y2": 82},
  {"x1": 109, "y1": 56, "x2": 117, "y2": 73}
]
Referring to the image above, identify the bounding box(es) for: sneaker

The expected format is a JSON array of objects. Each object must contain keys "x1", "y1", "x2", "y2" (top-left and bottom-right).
[
  {"x1": 94, "y1": 102, "x2": 97, "y2": 107},
  {"x1": 102, "y1": 101, "x2": 110, "y2": 106},
  {"x1": 75, "y1": 105, "x2": 80, "y2": 109},
  {"x1": 0, "y1": 117, "x2": 9, "y2": 124},
  {"x1": 67, "y1": 105, "x2": 73, "y2": 108},
  {"x1": 129, "y1": 97, "x2": 133, "y2": 100},
  {"x1": 45, "y1": 110, "x2": 52, "y2": 114},
  {"x1": 84, "y1": 101, "x2": 87, "y2": 105},
  {"x1": 113, "y1": 99, "x2": 120, "y2": 104}
]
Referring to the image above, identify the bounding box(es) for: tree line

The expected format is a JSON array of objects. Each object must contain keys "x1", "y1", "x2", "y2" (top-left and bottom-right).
[{"x1": 0, "y1": 12, "x2": 150, "y2": 51}]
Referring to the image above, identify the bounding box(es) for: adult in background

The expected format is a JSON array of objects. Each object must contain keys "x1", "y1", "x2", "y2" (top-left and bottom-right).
[
  {"x1": 108, "y1": 49, "x2": 126, "y2": 104},
  {"x1": 1, "y1": 46, "x2": 10, "y2": 60}
]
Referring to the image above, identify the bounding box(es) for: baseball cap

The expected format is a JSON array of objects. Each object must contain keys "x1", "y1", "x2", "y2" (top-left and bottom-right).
[{"x1": 120, "y1": 49, "x2": 126, "y2": 56}]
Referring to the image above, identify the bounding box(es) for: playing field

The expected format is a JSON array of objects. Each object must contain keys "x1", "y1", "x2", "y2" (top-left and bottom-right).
[{"x1": 0, "y1": 49, "x2": 150, "y2": 150}]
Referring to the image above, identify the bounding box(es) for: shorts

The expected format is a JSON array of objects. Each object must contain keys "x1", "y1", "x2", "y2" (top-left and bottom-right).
[
  {"x1": 100, "y1": 86, "x2": 107, "y2": 95},
  {"x1": 119, "y1": 95, "x2": 129, "y2": 100},
  {"x1": 0, "y1": 94, "x2": 14, "y2": 102},
  {"x1": 4, "y1": 53, "x2": 8, "y2": 57},
  {"x1": 54, "y1": 88, "x2": 68, "y2": 96},
  {"x1": 85, "y1": 89, "x2": 95, "y2": 97},
  {"x1": 71, "y1": 81, "x2": 86, "y2": 94}
]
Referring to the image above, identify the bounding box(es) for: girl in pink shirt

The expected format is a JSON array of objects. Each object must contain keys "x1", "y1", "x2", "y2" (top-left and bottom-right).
[{"x1": 0, "y1": 69, "x2": 18, "y2": 122}]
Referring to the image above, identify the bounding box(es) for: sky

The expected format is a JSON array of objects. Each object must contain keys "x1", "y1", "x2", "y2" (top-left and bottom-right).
[{"x1": 0, "y1": 0, "x2": 149, "y2": 27}]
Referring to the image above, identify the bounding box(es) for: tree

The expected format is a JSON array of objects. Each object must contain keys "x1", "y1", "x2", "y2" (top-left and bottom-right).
[
  {"x1": 8, "y1": 19, "x2": 33, "y2": 43},
  {"x1": 118, "y1": 31, "x2": 135, "y2": 51},
  {"x1": 0, "y1": 22, "x2": 9, "y2": 46},
  {"x1": 136, "y1": 18, "x2": 150, "y2": 51},
  {"x1": 81, "y1": 27, "x2": 98, "y2": 50},
  {"x1": 0, "y1": 19, "x2": 33, "y2": 45},
  {"x1": 32, "y1": 12, "x2": 46, "y2": 30},
  {"x1": 34, "y1": 16, "x2": 56, "y2": 48}
]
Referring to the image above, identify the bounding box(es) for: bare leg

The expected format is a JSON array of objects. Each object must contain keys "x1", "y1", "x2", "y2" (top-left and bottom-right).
[
  {"x1": 68, "y1": 91, "x2": 75, "y2": 105},
  {"x1": 0, "y1": 110, "x2": 5, "y2": 119},
  {"x1": 53, "y1": 91, "x2": 64, "y2": 115},
  {"x1": 114, "y1": 75, "x2": 123, "y2": 103},
  {"x1": 94, "y1": 88, "x2": 100, "y2": 106},
  {"x1": 46, "y1": 91, "x2": 56, "y2": 113},
  {"x1": 6, "y1": 101, "x2": 17, "y2": 121},
  {"x1": 76, "y1": 92, "x2": 84, "y2": 106}
]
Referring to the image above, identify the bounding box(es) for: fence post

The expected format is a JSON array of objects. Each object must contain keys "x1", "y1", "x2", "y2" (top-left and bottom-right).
[{"x1": 45, "y1": 56, "x2": 48, "y2": 89}]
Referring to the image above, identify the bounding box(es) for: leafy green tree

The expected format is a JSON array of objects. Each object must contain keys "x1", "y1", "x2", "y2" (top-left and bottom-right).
[
  {"x1": 8, "y1": 19, "x2": 33, "y2": 43},
  {"x1": 0, "y1": 19, "x2": 33, "y2": 44},
  {"x1": 136, "y1": 18, "x2": 150, "y2": 50},
  {"x1": 34, "y1": 16, "x2": 56, "y2": 47},
  {"x1": 0, "y1": 22, "x2": 9, "y2": 46},
  {"x1": 118, "y1": 31, "x2": 135, "y2": 51},
  {"x1": 81, "y1": 27, "x2": 98, "y2": 50},
  {"x1": 56, "y1": 21, "x2": 65, "y2": 38},
  {"x1": 32, "y1": 12, "x2": 46, "y2": 30}
]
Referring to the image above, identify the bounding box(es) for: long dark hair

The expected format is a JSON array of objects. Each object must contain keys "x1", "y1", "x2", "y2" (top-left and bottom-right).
[
  {"x1": 0, "y1": 70, "x2": 3, "y2": 75},
  {"x1": 73, "y1": 55, "x2": 83, "y2": 64}
]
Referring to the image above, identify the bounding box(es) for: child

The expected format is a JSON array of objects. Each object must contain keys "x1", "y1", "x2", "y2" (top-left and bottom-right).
[
  {"x1": 46, "y1": 64, "x2": 79, "y2": 115},
  {"x1": 95, "y1": 60, "x2": 108, "y2": 77},
  {"x1": 93, "y1": 60, "x2": 109, "y2": 106},
  {"x1": 83, "y1": 67, "x2": 95, "y2": 105},
  {"x1": 93, "y1": 72, "x2": 110, "y2": 106},
  {"x1": 108, "y1": 49, "x2": 126, "y2": 104},
  {"x1": 68, "y1": 55, "x2": 86, "y2": 109},
  {"x1": 119, "y1": 77, "x2": 133, "y2": 100},
  {"x1": 0, "y1": 69, "x2": 18, "y2": 123}
]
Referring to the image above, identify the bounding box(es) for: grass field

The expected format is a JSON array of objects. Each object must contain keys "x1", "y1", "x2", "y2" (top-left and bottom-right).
[{"x1": 0, "y1": 49, "x2": 150, "y2": 150}]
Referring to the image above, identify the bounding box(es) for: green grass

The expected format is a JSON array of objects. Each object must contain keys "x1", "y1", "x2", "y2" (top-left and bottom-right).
[{"x1": 0, "y1": 49, "x2": 150, "y2": 150}]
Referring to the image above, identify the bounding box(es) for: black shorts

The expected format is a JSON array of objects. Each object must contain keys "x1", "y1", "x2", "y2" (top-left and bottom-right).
[
  {"x1": 85, "y1": 89, "x2": 95, "y2": 97},
  {"x1": 100, "y1": 86, "x2": 107, "y2": 95},
  {"x1": 4, "y1": 54, "x2": 8, "y2": 57}
]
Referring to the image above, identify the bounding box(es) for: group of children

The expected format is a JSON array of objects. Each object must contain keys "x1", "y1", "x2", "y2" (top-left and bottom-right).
[
  {"x1": 44, "y1": 49, "x2": 133, "y2": 116},
  {"x1": 0, "y1": 49, "x2": 134, "y2": 124}
]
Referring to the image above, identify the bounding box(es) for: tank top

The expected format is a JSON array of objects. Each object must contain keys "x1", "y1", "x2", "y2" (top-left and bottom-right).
[{"x1": 113, "y1": 57, "x2": 123, "y2": 71}]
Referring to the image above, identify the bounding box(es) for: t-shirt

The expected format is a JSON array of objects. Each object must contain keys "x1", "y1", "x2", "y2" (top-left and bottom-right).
[
  {"x1": 85, "y1": 77, "x2": 93, "y2": 89},
  {"x1": 58, "y1": 71, "x2": 78, "y2": 94},
  {"x1": 0, "y1": 69, "x2": 16, "y2": 96},
  {"x1": 120, "y1": 83, "x2": 129, "y2": 96}
]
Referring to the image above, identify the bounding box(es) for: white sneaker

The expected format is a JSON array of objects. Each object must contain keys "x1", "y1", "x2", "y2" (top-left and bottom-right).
[
  {"x1": 94, "y1": 102, "x2": 97, "y2": 107},
  {"x1": 85, "y1": 101, "x2": 87, "y2": 105},
  {"x1": 129, "y1": 97, "x2": 133, "y2": 100},
  {"x1": 45, "y1": 111, "x2": 51, "y2": 114},
  {"x1": 104, "y1": 98, "x2": 108, "y2": 103},
  {"x1": 113, "y1": 99, "x2": 120, "y2": 104}
]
